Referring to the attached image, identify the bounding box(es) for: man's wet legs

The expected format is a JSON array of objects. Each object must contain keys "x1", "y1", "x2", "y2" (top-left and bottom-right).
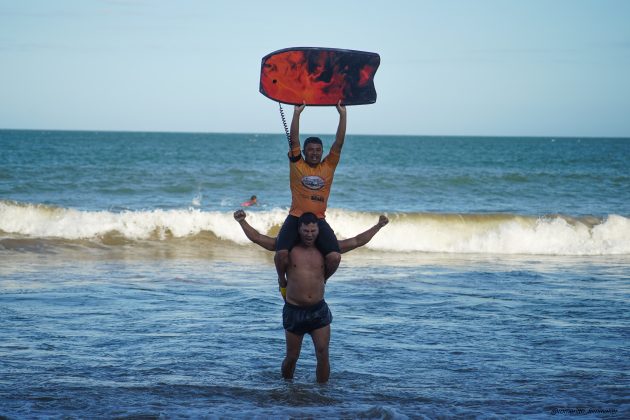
[
  {"x1": 310, "y1": 325, "x2": 331, "y2": 383},
  {"x1": 282, "y1": 330, "x2": 304, "y2": 380}
]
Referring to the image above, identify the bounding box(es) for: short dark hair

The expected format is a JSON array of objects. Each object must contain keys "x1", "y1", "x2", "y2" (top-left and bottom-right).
[
  {"x1": 303, "y1": 137, "x2": 323, "y2": 149},
  {"x1": 298, "y1": 212, "x2": 318, "y2": 226}
]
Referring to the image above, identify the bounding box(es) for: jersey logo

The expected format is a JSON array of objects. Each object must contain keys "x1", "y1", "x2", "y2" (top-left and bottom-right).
[{"x1": 301, "y1": 175, "x2": 325, "y2": 190}]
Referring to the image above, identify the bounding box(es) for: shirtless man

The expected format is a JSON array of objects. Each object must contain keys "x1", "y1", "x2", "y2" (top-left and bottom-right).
[
  {"x1": 280, "y1": 212, "x2": 334, "y2": 383},
  {"x1": 233, "y1": 210, "x2": 388, "y2": 382},
  {"x1": 234, "y1": 210, "x2": 388, "y2": 299}
]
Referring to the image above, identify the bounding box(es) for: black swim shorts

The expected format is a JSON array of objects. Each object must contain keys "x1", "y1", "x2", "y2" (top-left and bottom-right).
[
  {"x1": 276, "y1": 215, "x2": 340, "y2": 255},
  {"x1": 282, "y1": 300, "x2": 333, "y2": 335}
]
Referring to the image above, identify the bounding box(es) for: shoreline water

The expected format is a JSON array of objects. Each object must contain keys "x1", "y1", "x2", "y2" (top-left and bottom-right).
[{"x1": 2, "y1": 252, "x2": 628, "y2": 418}]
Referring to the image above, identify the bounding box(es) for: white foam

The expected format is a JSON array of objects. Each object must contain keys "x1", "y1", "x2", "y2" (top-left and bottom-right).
[
  {"x1": 1, "y1": 201, "x2": 629, "y2": 255},
  {"x1": 327, "y1": 209, "x2": 630, "y2": 256},
  {"x1": 0, "y1": 201, "x2": 286, "y2": 244}
]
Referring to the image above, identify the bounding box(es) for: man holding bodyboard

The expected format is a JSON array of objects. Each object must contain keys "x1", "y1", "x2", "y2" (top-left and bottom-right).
[{"x1": 274, "y1": 101, "x2": 346, "y2": 294}]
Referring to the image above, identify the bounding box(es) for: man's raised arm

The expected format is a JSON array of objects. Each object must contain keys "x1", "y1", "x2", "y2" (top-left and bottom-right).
[
  {"x1": 330, "y1": 100, "x2": 347, "y2": 155},
  {"x1": 289, "y1": 102, "x2": 306, "y2": 152},
  {"x1": 234, "y1": 211, "x2": 388, "y2": 254},
  {"x1": 233, "y1": 210, "x2": 276, "y2": 251},
  {"x1": 338, "y1": 215, "x2": 389, "y2": 253}
]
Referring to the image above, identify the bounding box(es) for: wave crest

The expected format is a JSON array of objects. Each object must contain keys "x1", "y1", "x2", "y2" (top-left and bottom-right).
[{"x1": 1, "y1": 201, "x2": 628, "y2": 255}]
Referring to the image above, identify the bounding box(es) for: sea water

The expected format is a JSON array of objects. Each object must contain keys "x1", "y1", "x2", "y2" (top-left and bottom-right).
[{"x1": 1, "y1": 130, "x2": 629, "y2": 418}]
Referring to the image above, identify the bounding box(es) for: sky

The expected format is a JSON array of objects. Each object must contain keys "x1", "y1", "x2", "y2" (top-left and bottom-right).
[{"x1": 1, "y1": 0, "x2": 630, "y2": 137}]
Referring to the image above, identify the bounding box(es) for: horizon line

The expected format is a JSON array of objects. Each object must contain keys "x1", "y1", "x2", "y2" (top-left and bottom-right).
[{"x1": 1, "y1": 127, "x2": 629, "y2": 140}]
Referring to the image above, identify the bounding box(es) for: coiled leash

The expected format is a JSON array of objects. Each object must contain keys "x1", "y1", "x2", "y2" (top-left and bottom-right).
[{"x1": 278, "y1": 102, "x2": 292, "y2": 148}]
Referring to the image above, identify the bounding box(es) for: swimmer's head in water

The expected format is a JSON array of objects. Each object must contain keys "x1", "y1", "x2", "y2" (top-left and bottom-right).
[
  {"x1": 298, "y1": 212, "x2": 319, "y2": 246},
  {"x1": 303, "y1": 137, "x2": 323, "y2": 166}
]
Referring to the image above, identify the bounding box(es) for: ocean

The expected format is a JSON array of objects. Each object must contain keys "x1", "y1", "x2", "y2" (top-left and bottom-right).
[{"x1": 1, "y1": 130, "x2": 629, "y2": 418}]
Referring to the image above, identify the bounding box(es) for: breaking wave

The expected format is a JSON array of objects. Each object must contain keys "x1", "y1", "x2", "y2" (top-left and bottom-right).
[{"x1": 1, "y1": 200, "x2": 629, "y2": 255}]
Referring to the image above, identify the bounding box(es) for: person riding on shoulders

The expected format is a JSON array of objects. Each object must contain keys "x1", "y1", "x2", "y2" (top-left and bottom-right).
[{"x1": 274, "y1": 100, "x2": 347, "y2": 290}]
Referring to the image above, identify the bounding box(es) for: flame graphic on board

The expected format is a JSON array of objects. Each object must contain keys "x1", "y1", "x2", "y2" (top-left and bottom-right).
[{"x1": 260, "y1": 48, "x2": 380, "y2": 106}]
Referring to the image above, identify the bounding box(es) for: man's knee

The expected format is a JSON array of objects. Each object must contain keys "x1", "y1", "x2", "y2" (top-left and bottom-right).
[
  {"x1": 325, "y1": 251, "x2": 341, "y2": 265},
  {"x1": 314, "y1": 345, "x2": 329, "y2": 361},
  {"x1": 275, "y1": 249, "x2": 289, "y2": 264},
  {"x1": 284, "y1": 353, "x2": 299, "y2": 365}
]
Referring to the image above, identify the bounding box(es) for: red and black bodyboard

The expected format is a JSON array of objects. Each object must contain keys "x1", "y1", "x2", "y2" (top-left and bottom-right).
[{"x1": 259, "y1": 47, "x2": 380, "y2": 106}]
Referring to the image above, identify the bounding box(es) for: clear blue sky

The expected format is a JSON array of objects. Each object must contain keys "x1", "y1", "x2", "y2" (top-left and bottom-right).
[{"x1": 1, "y1": 0, "x2": 629, "y2": 137}]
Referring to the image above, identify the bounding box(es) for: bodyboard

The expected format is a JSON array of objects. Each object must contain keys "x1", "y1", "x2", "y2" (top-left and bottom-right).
[{"x1": 260, "y1": 47, "x2": 380, "y2": 106}]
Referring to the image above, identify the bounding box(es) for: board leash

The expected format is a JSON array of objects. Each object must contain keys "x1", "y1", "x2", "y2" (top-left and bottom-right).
[{"x1": 278, "y1": 102, "x2": 292, "y2": 149}]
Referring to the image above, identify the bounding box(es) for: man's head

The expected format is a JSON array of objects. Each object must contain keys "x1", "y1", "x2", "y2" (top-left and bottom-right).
[
  {"x1": 298, "y1": 212, "x2": 319, "y2": 246},
  {"x1": 303, "y1": 137, "x2": 323, "y2": 166}
]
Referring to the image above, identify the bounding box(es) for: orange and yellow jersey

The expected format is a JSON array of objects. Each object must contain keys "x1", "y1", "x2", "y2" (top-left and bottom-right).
[{"x1": 288, "y1": 146, "x2": 340, "y2": 218}]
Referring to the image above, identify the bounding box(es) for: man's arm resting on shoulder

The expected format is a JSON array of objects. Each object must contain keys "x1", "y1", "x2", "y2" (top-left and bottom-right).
[
  {"x1": 330, "y1": 100, "x2": 347, "y2": 155},
  {"x1": 338, "y1": 215, "x2": 389, "y2": 253},
  {"x1": 233, "y1": 210, "x2": 276, "y2": 251}
]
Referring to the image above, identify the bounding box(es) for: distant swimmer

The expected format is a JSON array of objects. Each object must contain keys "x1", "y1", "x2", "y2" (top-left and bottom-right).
[
  {"x1": 234, "y1": 209, "x2": 388, "y2": 298},
  {"x1": 275, "y1": 101, "x2": 347, "y2": 287},
  {"x1": 241, "y1": 195, "x2": 258, "y2": 207}
]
